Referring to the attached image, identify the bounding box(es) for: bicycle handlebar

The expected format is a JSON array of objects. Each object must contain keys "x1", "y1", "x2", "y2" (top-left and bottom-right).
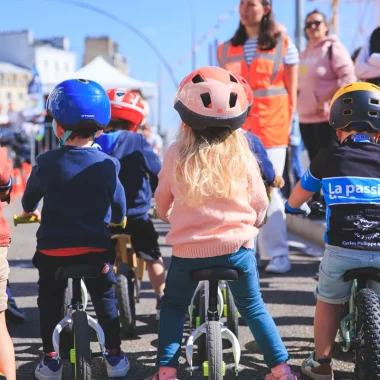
[
  {"x1": 285, "y1": 201, "x2": 326, "y2": 219},
  {"x1": 13, "y1": 215, "x2": 127, "y2": 228}
]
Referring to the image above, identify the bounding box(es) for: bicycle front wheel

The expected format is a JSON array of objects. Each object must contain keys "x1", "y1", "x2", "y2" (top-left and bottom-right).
[
  {"x1": 72, "y1": 311, "x2": 92, "y2": 380},
  {"x1": 207, "y1": 321, "x2": 223, "y2": 380}
]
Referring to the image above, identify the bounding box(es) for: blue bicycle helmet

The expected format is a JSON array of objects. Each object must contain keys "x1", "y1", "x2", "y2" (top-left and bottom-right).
[{"x1": 46, "y1": 78, "x2": 110, "y2": 130}]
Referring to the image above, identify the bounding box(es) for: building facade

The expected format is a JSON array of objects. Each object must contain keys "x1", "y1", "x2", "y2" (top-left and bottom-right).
[
  {"x1": 83, "y1": 36, "x2": 129, "y2": 75},
  {"x1": 0, "y1": 62, "x2": 31, "y2": 111},
  {"x1": 0, "y1": 30, "x2": 76, "y2": 95}
]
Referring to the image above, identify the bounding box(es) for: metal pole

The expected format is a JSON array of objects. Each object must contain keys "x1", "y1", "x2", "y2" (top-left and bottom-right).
[
  {"x1": 214, "y1": 38, "x2": 219, "y2": 66},
  {"x1": 157, "y1": 65, "x2": 162, "y2": 135},
  {"x1": 331, "y1": 0, "x2": 339, "y2": 37},
  {"x1": 191, "y1": 1, "x2": 196, "y2": 70},
  {"x1": 295, "y1": 0, "x2": 306, "y2": 51}
]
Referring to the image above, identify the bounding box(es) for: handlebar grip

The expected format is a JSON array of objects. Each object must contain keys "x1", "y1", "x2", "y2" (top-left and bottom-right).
[
  {"x1": 109, "y1": 216, "x2": 127, "y2": 229},
  {"x1": 13, "y1": 214, "x2": 40, "y2": 227}
]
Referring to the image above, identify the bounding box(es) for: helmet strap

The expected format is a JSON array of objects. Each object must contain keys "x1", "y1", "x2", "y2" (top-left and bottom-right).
[
  {"x1": 91, "y1": 132, "x2": 98, "y2": 146},
  {"x1": 52, "y1": 119, "x2": 72, "y2": 147},
  {"x1": 60, "y1": 130, "x2": 72, "y2": 147}
]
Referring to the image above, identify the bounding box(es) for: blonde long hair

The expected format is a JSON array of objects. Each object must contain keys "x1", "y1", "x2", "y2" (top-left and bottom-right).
[{"x1": 174, "y1": 124, "x2": 259, "y2": 205}]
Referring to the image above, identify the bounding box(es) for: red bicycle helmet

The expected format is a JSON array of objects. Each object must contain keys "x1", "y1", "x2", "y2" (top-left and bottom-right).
[
  {"x1": 107, "y1": 88, "x2": 145, "y2": 125},
  {"x1": 174, "y1": 66, "x2": 249, "y2": 131},
  {"x1": 232, "y1": 73, "x2": 253, "y2": 113}
]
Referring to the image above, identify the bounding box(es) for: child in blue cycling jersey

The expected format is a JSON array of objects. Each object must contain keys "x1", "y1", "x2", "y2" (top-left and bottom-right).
[
  {"x1": 95, "y1": 88, "x2": 165, "y2": 320},
  {"x1": 286, "y1": 82, "x2": 380, "y2": 380},
  {"x1": 19, "y1": 79, "x2": 129, "y2": 379}
]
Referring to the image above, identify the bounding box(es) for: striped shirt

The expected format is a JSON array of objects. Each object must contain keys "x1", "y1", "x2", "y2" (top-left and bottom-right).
[{"x1": 243, "y1": 37, "x2": 299, "y2": 65}]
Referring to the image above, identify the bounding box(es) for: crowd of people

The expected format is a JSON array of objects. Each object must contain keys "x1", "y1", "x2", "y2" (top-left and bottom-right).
[{"x1": 0, "y1": 0, "x2": 380, "y2": 380}]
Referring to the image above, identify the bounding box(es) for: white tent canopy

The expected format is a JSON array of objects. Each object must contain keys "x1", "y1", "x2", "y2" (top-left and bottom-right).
[{"x1": 60, "y1": 56, "x2": 157, "y2": 99}]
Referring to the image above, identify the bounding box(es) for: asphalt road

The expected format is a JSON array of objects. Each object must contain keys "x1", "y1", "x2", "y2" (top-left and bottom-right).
[{"x1": 4, "y1": 199, "x2": 355, "y2": 379}]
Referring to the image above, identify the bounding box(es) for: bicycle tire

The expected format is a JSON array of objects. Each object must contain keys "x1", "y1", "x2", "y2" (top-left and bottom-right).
[
  {"x1": 207, "y1": 321, "x2": 223, "y2": 380},
  {"x1": 116, "y1": 263, "x2": 136, "y2": 336},
  {"x1": 223, "y1": 285, "x2": 238, "y2": 349},
  {"x1": 197, "y1": 289, "x2": 207, "y2": 365},
  {"x1": 355, "y1": 288, "x2": 380, "y2": 380},
  {"x1": 59, "y1": 286, "x2": 72, "y2": 359},
  {"x1": 72, "y1": 311, "x2": 92, "y2": 380}
]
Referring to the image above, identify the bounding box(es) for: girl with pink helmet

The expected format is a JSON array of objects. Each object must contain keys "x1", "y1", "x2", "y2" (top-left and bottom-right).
[{"x1": 146, "y1": 66, "x2": 296, "y2": 380}]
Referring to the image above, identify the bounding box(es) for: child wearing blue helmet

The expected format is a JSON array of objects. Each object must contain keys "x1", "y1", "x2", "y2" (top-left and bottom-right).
[{"x1": 17, "y1": 79, "x2": 129, "y2": 379}]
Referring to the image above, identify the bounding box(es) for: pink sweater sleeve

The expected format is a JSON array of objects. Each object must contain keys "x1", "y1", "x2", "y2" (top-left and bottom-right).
[
  {"x1": 155, "y1": 145, "x2": 175, "y2": 222},
  {"x1": 249, "y1": 163, "x2": 269, "y2": 228},
  {"x1": 331, "y1": 41, "x2": 357, "y2": 86}
]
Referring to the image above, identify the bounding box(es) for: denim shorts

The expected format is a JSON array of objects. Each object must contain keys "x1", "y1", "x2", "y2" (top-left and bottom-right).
[
  {"x1": 316, "y1": 244, "x2": 380, "y2": 304},
  {"x1": 0, "y1": 247, "x2": 9, "y2": 312}
]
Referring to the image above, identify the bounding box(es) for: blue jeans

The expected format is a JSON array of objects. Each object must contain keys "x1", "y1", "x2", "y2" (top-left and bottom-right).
[{"x1": 157, "y1": 247, "x2": 289, "y2": 369}]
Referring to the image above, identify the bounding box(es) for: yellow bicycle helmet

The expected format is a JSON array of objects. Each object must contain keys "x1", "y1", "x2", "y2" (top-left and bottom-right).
[{"x1": 329, "y1": 82, "x2": 380, "y2": 131}]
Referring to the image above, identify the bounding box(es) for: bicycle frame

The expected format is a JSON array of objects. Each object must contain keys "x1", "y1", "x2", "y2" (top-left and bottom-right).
[
  {"x1": 188, "y1": 281, "x2": 224, "y2": 328},
  {"x1": 186, "y1": 280, "x2": 241, "y2": 375},
  {"x1": 52, "y1": 279, "x2": 106, "y2": 359}
]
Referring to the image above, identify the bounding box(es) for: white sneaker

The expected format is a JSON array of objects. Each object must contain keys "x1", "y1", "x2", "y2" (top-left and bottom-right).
[
  {"x1": 265, "y1": 256, "x2": 291, "y2": 274},
  {"x1": 105, "y1": 351, "x2": 130, "y2": 378},
  {"x1": 35, "y1": 353, "x2": 63, "y2": 380}
]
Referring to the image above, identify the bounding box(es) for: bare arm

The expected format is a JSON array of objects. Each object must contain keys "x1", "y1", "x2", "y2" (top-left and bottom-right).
[{"x1": 288, "y1": 181, "x2": 314, "y2": 209}]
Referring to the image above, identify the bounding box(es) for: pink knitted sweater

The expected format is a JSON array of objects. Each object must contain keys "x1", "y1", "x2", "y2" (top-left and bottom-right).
[{"x1": 154, "y1": 143, "x2": 269, "y2": 258}]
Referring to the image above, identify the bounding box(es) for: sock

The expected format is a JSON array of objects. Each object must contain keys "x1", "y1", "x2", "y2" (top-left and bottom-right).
[
  {"x1": 271, "y1": 362, "x2": 292, "y2": 377},
  {"x1": 158, "y1": 366, "x2": 177, "y2": 380},
  {"x1": 107, "y1": 348, "x2": 121, "y2": 357}
]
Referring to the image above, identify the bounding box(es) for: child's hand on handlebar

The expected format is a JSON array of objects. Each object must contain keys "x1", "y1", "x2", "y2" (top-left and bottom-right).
[
  {"x1": 285, "y1": 201, "x2": 311, "y2": 216},
  {"x1": 19, "y1": 210, "x2": 41, "y2": 222},
  {"x1": 272, "y1": 175, "x2": 285, "y2": 189}
]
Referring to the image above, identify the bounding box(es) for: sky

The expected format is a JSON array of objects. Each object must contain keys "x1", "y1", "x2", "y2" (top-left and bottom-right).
[{"x1": 2, "y1": 0, "x2": 380, "y2": 136}]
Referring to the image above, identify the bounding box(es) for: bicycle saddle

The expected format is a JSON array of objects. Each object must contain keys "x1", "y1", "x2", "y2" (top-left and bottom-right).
[
  {"x1": 343, "y1": 267, "x2": 380, "y2": 283},
  {"x1": 55, "y1": 264, "x2": 101, "y2": 281},
  {"x1": 190, "y1": 266, "x2": 239, "y2": 282}
]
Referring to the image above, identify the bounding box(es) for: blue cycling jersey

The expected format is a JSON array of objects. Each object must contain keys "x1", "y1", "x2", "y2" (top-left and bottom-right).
[{"x1": 301, "y1": 134, "x2": 380, "y2": 250}]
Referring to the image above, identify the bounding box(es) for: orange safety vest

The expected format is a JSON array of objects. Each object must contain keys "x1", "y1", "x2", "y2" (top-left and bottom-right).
[{"x1": 218, "y1": 34, "x2": 291, "y2": 148}]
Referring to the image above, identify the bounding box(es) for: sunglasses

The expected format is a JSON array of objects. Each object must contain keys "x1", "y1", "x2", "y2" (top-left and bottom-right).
[{"x1": 305, "y1": 20, "x2": 323, "y2": 29}]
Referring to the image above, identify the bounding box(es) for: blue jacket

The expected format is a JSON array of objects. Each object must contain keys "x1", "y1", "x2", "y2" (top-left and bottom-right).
[
  {"x1": 22, "y1": 146, "x2": 126, "y2": 251},
  {"x1": 243, "y1": 131, "x2": 276, "y2": 186},
  {"x1": 95, "y1": 131, "x2": 161, "y2": 220}
]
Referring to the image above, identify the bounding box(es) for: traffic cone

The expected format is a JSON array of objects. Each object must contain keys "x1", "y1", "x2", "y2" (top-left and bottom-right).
[
  {"x1": 21, "y1": 162, "x2": 32, "y2": 189},
  {"x1": 12, "y1": 168, "x2": 24, "y2": 197}
]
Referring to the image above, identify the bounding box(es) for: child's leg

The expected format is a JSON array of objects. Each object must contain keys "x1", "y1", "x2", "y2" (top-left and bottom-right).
[
  {"x1": 156, "y1": 256, "x2": 198, "y2": 373},
  {"x1": 0, "y1": 311, "x2": 15, "y2": 380},
  {"x1": 146, "y1": 257, "x2": 165, "y2": 296},
  {"x1": 314, "y1": 300, "x2": 341, "y2": 359},
  {"x1": 0, "y1": 247, "x2": 15, "y2": 380},
  {"x1": 227, "y1": 248, "x2": 289, "y2": 369},
  {"x1": 86, "y1": 268, "x2": 121, "y2": 350},
  {"x1": 34, "y1": 254, "x2": 67, "y2": 353},
  {"x1": 130, "y1": 218, "x2": 166, "y2": 307}
]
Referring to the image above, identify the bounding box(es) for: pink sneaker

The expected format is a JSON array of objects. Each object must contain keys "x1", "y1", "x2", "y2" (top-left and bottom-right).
[
  {"x1": 145, "y1": 374, "x2": 178, "y2": 380},
  {"x1": 264, "y1": 373, "x2": 297, "y2": 380}
]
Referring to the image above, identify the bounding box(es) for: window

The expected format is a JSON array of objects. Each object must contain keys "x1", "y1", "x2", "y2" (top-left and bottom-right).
[
  {"x1": 55, "y1": 61, "x2": 59, "y2": 70},
  {"x1": 19, "y1": 93, "x2": 23, "y2": 100},
  {"x1": 7, "y1": 93, "x2": 12, "y2": 100},
  {"x1": 17, "y1": 77, "x2": 24, "y2": 86},
  {"x1": 65, "y1": 62, "x2": 69, "y2": 72},
  {"x1": 45, "y1": 60, "x2": 49, "y2": 68}
]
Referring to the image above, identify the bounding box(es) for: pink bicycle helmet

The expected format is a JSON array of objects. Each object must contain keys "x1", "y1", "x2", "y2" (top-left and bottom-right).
[{"x1": 174, "y1": 66, "x2": 249, "y2": 131}]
